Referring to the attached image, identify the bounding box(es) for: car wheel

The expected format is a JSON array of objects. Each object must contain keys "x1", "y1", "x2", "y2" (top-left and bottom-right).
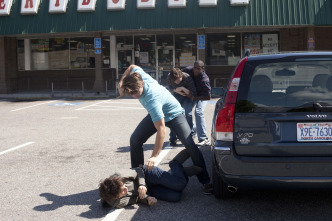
[{"x1": 212, "y1": 158, "x2": 234, "y2": 199}]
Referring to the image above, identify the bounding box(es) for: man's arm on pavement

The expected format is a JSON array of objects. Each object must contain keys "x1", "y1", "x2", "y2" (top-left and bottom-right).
[{"x1": 145, "y1": 118, "x2": 166, "y2": 170}]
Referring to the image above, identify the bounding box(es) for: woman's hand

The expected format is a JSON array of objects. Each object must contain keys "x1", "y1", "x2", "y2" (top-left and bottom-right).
[
  {"x1": 138, "y1": 185, "x2": 147, "y2": 199},
  {"x1": 147, "y1": 196, "x2": 158, "y2": 206}
]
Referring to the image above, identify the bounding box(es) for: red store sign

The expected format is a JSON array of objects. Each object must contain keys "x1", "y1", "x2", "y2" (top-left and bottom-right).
[{"x1": 0, "y1": 0, "x2": 220, "y2": 16}]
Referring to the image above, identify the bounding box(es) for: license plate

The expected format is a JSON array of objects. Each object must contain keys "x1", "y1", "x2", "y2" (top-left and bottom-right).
[{"x1": 297, "y1": 122, "x2": 332, "y2": 142}]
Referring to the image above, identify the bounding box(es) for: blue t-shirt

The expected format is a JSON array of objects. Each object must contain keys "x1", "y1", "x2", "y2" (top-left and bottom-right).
[{"x1": 132, "y1": 66, "x2": 184, "y2": 123}]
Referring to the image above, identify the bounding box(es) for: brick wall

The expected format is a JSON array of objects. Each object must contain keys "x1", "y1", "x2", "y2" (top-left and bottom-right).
[
  {"x1": 280, "y1": 28, "x2": 307, "y2": 52},
  {"x1": 315, "y1": 27, "x2": 332, "y2": 50}
]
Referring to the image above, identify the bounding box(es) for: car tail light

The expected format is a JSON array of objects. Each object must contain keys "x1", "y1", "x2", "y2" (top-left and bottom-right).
[{"x1": 215, "y1": 57, "x2": 247, "y2": 141}]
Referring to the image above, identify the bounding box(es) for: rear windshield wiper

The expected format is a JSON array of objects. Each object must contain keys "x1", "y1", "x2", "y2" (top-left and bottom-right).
[
  {"x1": 286, "y1": 102, "x2": 331, "y2": 112},
  {"x1": 313, "y1": 103, "x2": 332, "y2": 111}
]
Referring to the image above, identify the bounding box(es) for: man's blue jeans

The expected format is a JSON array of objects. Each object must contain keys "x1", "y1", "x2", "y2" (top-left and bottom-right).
[
  {"x1": 193, "y1": 100, "x2": 208, "y2": 142},
  {"x1": 130, "y1": 114, "x2": 210, "y2": 185},
  {"x1": 169, "y1": 93, "x2": 195, "y2": 142},
  {"x1": 143, "y1": 160, "x2": 188, "y2": 202}
]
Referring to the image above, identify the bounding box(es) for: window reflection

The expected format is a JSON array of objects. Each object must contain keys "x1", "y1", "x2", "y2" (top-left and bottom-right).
[
  {"x1": 206, "y1": 33, "x2": 241, "y2": 66},
  {"x1": 134, "y1": 35, "x2": 156, "y2": 77},
  {"x1": 17, "y1": 40, "x2": 25, "y2": 71},
  {"x1": 69, "y1": 38, "x2": 94, "y2": 69},
  {"x1": 49, "y1": 38, "x2": 69, "y2": 69},
  {"x1": 175, "y1": 34, "x2": 197, "y2": 68},
  {"x1": 102, "y1": 37, "x2": 110, "y2": 68}
]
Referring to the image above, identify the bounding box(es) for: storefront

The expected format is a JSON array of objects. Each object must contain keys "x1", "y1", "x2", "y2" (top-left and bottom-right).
[{"x1": 1, "y1": 0, "x2": 332, "y2": 93}]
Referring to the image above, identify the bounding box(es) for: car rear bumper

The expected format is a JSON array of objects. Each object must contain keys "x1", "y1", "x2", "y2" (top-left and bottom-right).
[
  {"x1": 222, "y1": 174, "x2": 332, "y2": 189},
  {"x1": 214, "y1": 142, "x2": 332, "y2": 188}
]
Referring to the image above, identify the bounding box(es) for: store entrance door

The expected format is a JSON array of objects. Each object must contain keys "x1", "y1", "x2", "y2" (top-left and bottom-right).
[
  {"x1": 117, "y1": 49, "x2": 133, "y2": 81},
  {"x1": 157, "y1": 46, "x2": 174, "y2": 86}
]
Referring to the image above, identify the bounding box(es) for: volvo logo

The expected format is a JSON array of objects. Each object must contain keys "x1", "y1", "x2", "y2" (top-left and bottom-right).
[
  {"x1": 306, "y1": 115, "x2": 327, "y2": 118},
  {"x1": 237, "y1": 133, "x2": 254, "y2": 138}
]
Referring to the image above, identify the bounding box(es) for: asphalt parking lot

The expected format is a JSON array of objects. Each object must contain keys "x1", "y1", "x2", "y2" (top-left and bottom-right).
[{"x1": 2, "y1": 98, "x2": 332, "y2": 221}]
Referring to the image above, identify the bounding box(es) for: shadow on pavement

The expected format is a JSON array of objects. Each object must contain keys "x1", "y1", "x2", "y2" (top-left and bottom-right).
[{"x1": 34, "y1": 189, "x2": 109, "y2": 219}]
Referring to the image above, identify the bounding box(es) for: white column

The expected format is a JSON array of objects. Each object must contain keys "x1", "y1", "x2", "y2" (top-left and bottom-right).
[{"x1": 24, "y1": 39, "x2": 31, "y2": 70}]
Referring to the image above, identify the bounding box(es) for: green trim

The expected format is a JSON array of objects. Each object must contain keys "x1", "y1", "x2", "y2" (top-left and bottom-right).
[{"x1": 1, "y1": 0, "x2": 332, "y2": 35}]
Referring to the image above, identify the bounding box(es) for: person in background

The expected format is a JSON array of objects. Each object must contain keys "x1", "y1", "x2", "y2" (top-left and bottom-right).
[
  {"x1": 166, "y1": 68, "x2": 197, "y2": 147},
  {"x1": 182, "y1": 60, "x2": 212, "y2": 146}
]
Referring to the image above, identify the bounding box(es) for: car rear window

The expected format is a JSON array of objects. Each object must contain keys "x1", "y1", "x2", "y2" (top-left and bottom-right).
[{"x1": 236, "y1": 59, "x2": 332, "y2": 113}]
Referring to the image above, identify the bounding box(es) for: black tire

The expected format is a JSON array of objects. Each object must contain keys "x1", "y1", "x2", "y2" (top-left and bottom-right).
[{"x1": 212, "y1": 158, "x2": 234, "y2": 199}]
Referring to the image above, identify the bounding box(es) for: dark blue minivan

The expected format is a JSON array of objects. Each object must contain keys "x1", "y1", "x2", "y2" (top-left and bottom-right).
[{"x1": 211, "y1": 52, "x2": 332, "y2": 198}]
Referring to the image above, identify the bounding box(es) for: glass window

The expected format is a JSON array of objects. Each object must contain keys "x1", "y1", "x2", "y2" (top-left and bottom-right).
[
  {"x1": 243, "y1": 32, "x2": 279, "y2": 55},
  {"x1": 69, "y1": 37, "x2": 94, "y2": 69},
  {"x1": 157, "y1": 35, "x2": 174, "y2": 85},
  {"x1": 175, "y1": 34, "x2": 197, "y2": 68},
  {"x1": 237, "y1": 59, "x2": 332, "y2": 113},
  {"x1": 31, "y1": 39, "x2": 50, "y2": 70},
  {"x1": 134, "y1": 35, "x2": 156, "y2": 77},
  {"x1": 157, "y1": 35, "x2": 173, "y2": 47},
  {"x1": 49, "y1": 38, "x2": 69, "y2": 69},
  {"x1": 116, "y1": 36, "x2": 133, "y2": 49},
  {"x1": 206, "y1": 33, "x2": 241, "y2": 66},
  {"x1": 17, "y1": 40, "x2": 25, "y2": 70},
  {"x1": 102, "y1": 37, "x2": 110, "y2": 68}
]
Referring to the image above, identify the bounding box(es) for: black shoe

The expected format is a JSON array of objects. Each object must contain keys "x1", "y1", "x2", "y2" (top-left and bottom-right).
[
  {"x1": 169, "y1": 140, "x2": 177, "y2": 147},
  {"x1": 203, "y1": 183, "x2": 213, "y2": 195}
]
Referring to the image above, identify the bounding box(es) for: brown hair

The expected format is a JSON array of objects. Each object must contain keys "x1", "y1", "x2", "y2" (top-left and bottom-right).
[
  {"x1": 169, "y1": 68, "x2": 182, "y2": 82},
  {"x1": 121, "y1": 72, "x2": 144, "y2": 96},
  {"x1": 99, "y1": 175, "x2": 123, "y2": 201}
]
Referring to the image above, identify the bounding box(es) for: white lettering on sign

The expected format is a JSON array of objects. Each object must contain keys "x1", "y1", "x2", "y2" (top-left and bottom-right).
[
  {"x1": 49, "y1": 0, "x2": 68, "y2": 14},
  {"x1": 107, "y1": 0, "x2": 126, "y2": 11},
  {"x1": 77, "y1": 0, "x2": 97, "y2": 12},
  {"x1": 21, "y1": 0, "x2": 41, "y2": 14},
  {"x1": 199, "y1": 0, "x2": 217, "y2": 7},
  {"x1": 137, "y1": 0, "x2": 155, "y2": 9},
  {"x1": 14, "y1": 0, "x2": 224, "y2": 15},
  {"x1": 168, "y1": 0, "x2": 186, "y2": 8},
  {"x1": 0, "y1": 0, "x2": 13, "y2": 16}
]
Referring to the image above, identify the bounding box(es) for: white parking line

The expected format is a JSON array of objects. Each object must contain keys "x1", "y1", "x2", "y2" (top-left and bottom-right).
[
  {"x1": 75, "y1": 100, "x2": 112, "y2": 111},
  {"x1": 11, "y1": 101, "x2": 56, "y2": 112},
  {"x1": 102, "y1": 143, "x2": 173, "y2": 221},
  {"x1": 80, "y1": 107, "x2": 145, "y2": 111},
  {"x1": 76, "y1": 100, "x2": 144, "y2": 111},
  {"x1": 0, "y1": 142, "x2": 35, "y2": 156}
]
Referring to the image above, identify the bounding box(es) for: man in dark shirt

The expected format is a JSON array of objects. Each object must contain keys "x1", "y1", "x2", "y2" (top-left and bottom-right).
[
  {"x1": 182, "y1": 60, "x2": 211, "y2": 146},
  {"x1": 167, "y1": 68, "x2": 197, "y2": 146}
]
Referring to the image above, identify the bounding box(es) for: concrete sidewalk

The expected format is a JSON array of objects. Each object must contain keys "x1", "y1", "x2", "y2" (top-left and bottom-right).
[{"x1": 0, "y1": 90, "x2": 117, "y2": 100}]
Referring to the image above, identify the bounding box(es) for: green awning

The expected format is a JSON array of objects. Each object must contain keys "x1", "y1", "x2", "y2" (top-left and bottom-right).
[{"x1": 1, "y1": 0, "x2": 332, "y2": 36}]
